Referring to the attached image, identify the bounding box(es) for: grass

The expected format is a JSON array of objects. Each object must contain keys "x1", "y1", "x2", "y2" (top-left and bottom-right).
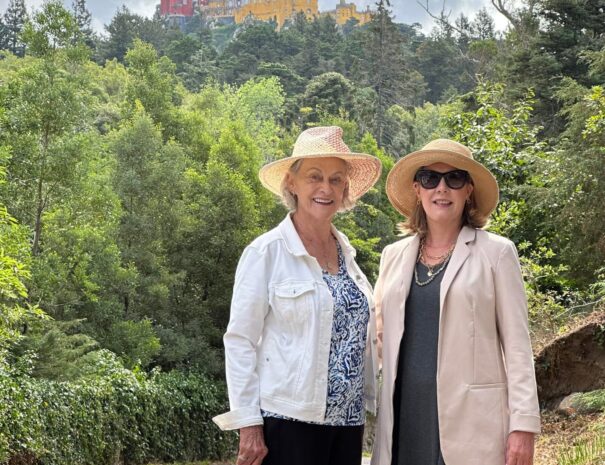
[
  {"x1": 559, "y1": 435, "x2": 605, "y2": 465},
  {"x1": 536, "y1": 411, "x2": 605, "y2": 465}
]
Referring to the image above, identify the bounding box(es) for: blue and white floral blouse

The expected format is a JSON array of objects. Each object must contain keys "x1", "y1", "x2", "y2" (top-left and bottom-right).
[{"x1": 263, "y1": 240, "x2": 370, "y2": 426}]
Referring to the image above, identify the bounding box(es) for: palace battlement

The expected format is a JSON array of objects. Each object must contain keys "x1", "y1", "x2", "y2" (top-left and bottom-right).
[{"x1": 159, "y1": 0, "x2": 373, "y2": 28}]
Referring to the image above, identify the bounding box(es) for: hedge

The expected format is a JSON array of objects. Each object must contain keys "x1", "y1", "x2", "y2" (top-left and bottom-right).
[{"x1": 0, "y1": 365, "x2": 235, "y2": 464}]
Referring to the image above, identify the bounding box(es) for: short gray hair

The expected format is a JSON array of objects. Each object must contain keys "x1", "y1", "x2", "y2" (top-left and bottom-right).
[{"x1": 280, "y1": 158, "x2": 355, "y2": 212}]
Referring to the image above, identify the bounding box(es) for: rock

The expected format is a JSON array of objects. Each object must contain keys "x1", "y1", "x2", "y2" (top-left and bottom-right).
[{"x1": 535, "y1": 311, "x2": 605, "y2": 407}]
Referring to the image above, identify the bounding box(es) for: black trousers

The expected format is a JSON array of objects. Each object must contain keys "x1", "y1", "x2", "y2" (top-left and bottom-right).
[{"x1": 262, "y1": 417, "x2": 364, "y2": 465}]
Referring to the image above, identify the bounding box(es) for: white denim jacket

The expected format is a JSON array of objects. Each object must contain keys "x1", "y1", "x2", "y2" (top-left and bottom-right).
[{"x1": 212, "y1": 214, "x2": 379, "y2": 431}]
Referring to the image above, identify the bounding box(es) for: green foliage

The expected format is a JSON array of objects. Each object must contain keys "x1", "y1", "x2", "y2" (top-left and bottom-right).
[
  {"x1": 516, "y1": 241, "x2": 571, "y2": 345},
  {"x1": 124, "y1": 39, "x2": 179, "y2": 129},
  {"x1": 72, "y1": 0, "x2": 94, "y2": 47},
  {"x1": 302, "y1": 72, "x2": 354, "y2": 122},
  {"x1": 357, "y1": 1, "x2": 424, "y2": 145},
  {"x1": 2, "y1": 0, "x2": 28, "y2": 56},
  {"x1": 97, "y1": 7, "x2": 173, "y2": 63},
  {"x1": 106, "y1": 319, "x2": 161, "y2": 369},
  {"x1": 573, "y1": 389, "x2": 605, "y2": 414},
  {"x1": 547, "y1": 62, "x2": 605, "y2": 282},
  {"x1": 558, "y1": 433, "x2": 605, "y2": 465},
  {"x1": 0, "y1": 363, "x2": 234, "y2": 464},
  {"x1": 0, "y1": 146, "x2": 48, "y2": 354},
  {"x1": 0, "y1": 202, "x2": 44, "y2": 351},
  {"x1": 21, "y1": 1, "x2": 89, "y2": 60},
  {"x1": 447, "y1": 82, "x2": 545, "y2": 199}
]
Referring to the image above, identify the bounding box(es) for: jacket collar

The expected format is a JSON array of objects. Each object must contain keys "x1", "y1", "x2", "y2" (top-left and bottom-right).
[
  {"x1": 440, "y1": 226, "x2": 476, "y2": 308},
  {"x1": 397, "y1": 226, "x2": 477, "y2": 304},
  {"x1": 278, "y1": 213, "x2": 356, "y2": 259}
]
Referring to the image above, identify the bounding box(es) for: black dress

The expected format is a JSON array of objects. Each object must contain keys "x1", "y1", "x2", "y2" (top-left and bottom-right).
[{"x1": 391, "y1": 261, "x2": 448, "y2": 465}]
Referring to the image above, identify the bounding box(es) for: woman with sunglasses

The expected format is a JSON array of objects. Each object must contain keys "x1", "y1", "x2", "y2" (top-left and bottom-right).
[{"x1": 371, "y1": 139, "x2": 540, "y2": 465}]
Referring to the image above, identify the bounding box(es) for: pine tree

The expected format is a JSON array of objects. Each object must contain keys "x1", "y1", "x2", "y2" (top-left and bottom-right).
[
  {"x1": 3, "y1": 0, "x2": 27, "y2": 56},
  {"x1": 361, "y1": 0, "x2": 414, "y2": 146},
  {"x1": 72, "y1": 0, "x2": 94, "y2": 46},
  {"x1": 472, "y1": 7, "x2": 495, "y2": 40},
  {"x1": 0, "y1": 17, "x2": 7, "y2": 51}
]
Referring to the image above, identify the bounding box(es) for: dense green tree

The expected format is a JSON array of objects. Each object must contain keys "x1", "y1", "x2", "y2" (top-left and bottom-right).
[
  {"x1": 546, "y1": 59, "x2": 605, "y2": 282},
  {"x1": 256, "y1": 62, "x2": 305, "y2": 97},
  {"x1": 12, "y1": 319, "x2": 98, "y2": 379},
  {"x1": 72, "y1": 0, "x2": 94, "y2": 47},
  {"x1": 123, "y1": 39, "x2": 179, "y2": 131},
  {"x1": 471, "y1": 7, "x2": 496, "y2": 40},
  {"x1": 179, "y1": 45, "x2": 219, "y2": 91},
  {"x1": 165, "y1": 34, "x2": 202, "y2": 73},
  {"x1": 219, "y1": 21, "x2": 280, "y2": 84},
  {"x1": 447, "y1": 82, "x2": 547, "y2": 245},
  {"x1": 2, "y1": 0, "x2": 27, "y2": 56},
  {"x1": 502, "y1": 0, "x2": 605, "y2": 134},
  {"x1": 0, "y1": 17, "x2": 7, "y2": 51},
  {"x1": 414, "y1": 36, "x2": 473, "y2": 102},
  {"x1": 302, "y1": 72, "x2": 354, "y2": 122},
  {"x1": 97, "y1": 7, "x2": 173, "y2": 63},
  {"x1": 382, "y1": 101, "x2": 450, "y2": 157},
  {"x1": 0, "y1": 149, "x2": 44, "y2": 353},
  {"x1": 357, "y1": 0, "x2": 420, "y2": 145},
  {"x1": 0, "y1": 2, "x2": 90, "y2": 256}
]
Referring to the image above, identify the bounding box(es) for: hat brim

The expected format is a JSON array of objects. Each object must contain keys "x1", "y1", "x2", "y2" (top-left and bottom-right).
[
  {"x1": 386, "y1": 149, "x2": 499, "y2": 218},
  {"x1": 259, "y1": 152, "x2": 382, "y2": 201}
]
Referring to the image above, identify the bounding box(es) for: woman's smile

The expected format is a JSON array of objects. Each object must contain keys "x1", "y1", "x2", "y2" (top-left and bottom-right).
[{"x1": 312, "y1": 197, "x2": 335, "y2": 205}]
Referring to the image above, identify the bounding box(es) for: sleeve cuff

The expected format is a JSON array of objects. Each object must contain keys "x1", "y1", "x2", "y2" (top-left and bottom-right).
[
  {"x1": 212, "y1": 405, "x2": 264, "y2": 431},
  {"x1": 509, "y1": 413, "x2": 541, "y2": 434}
]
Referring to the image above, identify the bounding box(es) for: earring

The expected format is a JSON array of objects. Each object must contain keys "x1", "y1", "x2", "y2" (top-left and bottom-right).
[
  {"x1": 416, "y1": 199, "x2": 421, "y2": 206},
  {"x1": 466, "y1": 198, "x2": 471, "y2": 205}
]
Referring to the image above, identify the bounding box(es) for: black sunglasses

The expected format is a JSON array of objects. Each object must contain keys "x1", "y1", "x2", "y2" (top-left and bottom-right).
[{"x1": 414, "y1": 169, "x2": 470, "y2": 190}]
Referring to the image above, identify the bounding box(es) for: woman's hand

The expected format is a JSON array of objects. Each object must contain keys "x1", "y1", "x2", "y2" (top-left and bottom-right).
[
  {"x1": 506, "y1": 431, "x2": 535, "y2": 465},
  {"x1": 237, "y1": 425, "x2": 268, "y2": 465}
]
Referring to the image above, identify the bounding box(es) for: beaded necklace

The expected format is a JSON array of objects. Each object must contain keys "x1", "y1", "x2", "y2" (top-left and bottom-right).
[{"x1": 414, "y1": 239, "x2": 454, "y2": 286}]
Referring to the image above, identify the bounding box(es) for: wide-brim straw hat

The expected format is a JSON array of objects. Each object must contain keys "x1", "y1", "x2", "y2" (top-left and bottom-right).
[
  {"x1": 259, "y1": 126, "x2": 382, "y2": 201},
  {"x1": 386, "y1": 139, "x2": 499, "y2": 218}
]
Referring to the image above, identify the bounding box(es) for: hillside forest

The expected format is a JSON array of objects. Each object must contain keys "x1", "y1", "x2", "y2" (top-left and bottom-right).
[{"x1": 0, "y1": 0, "x2": 604, "y2": 463}]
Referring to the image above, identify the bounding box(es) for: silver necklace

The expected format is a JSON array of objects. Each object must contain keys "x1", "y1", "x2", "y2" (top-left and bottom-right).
[{"x1": 415, "y1": 240, "x2": 453, "y2": 286}]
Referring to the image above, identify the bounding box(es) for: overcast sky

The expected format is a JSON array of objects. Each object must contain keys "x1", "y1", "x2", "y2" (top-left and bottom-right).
[{"x1": 0, "y1": 0, "x2": 510, "y2": 35}]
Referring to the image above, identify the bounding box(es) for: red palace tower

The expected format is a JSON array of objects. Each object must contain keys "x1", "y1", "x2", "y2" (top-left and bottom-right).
[{"x1": 159, "y1": 0, "x2": 196, "y2": 17}]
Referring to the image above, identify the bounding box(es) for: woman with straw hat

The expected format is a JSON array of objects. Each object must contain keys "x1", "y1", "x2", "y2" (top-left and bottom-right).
[
  {"x1": 213, "y1": 126, "x2": 382, "y2": 465},
  {"x1": 372, "y1": 139, "x2": 540, "y2": 465}
]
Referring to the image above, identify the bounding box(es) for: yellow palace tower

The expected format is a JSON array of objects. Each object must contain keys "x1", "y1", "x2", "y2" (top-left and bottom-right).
[
  {"x1": 325, "y1": 0, "x2": 372, "y2": 25},
  {"x1": 232, "y1": 0, "x2": 319, "y2": 26}
]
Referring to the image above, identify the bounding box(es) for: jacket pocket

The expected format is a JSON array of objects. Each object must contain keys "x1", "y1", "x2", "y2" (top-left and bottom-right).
[
  {"x1": 468, "y1": 382, "x2": 506, "y2": 390},
  {"x1": 270, "y1": 280, "x2": 316, "y2": 325}
]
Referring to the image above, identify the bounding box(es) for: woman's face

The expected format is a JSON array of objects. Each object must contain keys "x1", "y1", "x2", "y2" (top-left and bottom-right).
[
  {"x1": 413, "y1": 162, "x2": 473, "y2": 228},
  {"x1": 286, "y1": 157, "x2": 349, "y2": 223}
]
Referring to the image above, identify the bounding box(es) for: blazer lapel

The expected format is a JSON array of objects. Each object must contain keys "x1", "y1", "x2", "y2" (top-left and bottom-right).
[
  {"x1": 439, "y1": 226, "x2": 476, "y2": 309},
  {"x1": 399, "y1": 235, "x2": 420, "y2": 303}
]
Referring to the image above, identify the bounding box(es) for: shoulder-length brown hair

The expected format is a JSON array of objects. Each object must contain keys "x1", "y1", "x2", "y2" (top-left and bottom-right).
[{"x1": 397, "y1": 191, "x2": 489, "y2": 237}]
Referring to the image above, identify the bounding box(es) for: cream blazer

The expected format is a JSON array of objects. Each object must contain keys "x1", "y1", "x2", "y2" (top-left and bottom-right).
[{"x1": 372, "y1": 226, "x2": 540, "y2": 465}]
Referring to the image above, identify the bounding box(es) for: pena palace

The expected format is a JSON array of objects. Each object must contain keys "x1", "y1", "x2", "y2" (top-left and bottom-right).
[{"x1": 158, "y1": 0, "x2": 373, "y2": 29}]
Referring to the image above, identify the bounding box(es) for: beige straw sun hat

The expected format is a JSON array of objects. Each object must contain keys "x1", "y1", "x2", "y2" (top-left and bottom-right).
[
  {"x1": 259, "y1": 126, "x2": 382, "y2": 201},
  {"x1": 386, "y1": 139, "x2": 499, "y2": 218}
]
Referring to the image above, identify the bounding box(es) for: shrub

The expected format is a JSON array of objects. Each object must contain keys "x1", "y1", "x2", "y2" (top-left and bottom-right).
[{"x1": 0, "y1": 357, "x2": 235, "y2": 464}]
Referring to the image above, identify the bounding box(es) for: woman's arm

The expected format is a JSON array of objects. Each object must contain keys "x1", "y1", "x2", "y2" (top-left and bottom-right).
[
  {"x1": 494, "y1": 240, "x2": 540, "y2": 464},
  {"x1": 213, "y1": 245, "x2": 270, "y2": 431},
  {"x1": 374, "y1": 246, "x2": 391, "y2": 365}
]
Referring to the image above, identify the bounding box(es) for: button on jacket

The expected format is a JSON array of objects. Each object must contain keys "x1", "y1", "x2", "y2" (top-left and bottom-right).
[
  {"x1": 212, "y1": 214, "x2": 379, "y2": 431},
  {"x1": 372, "y1": 226, "x2": 541, "y2": 465}
]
